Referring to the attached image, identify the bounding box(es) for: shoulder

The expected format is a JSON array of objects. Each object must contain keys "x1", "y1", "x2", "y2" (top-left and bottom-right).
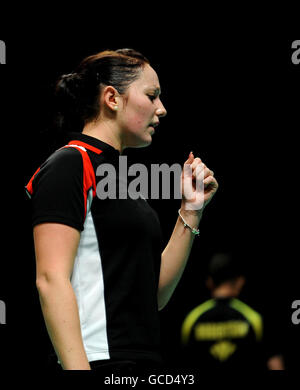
[
  {"x1": 229, "y1": 298, "x2": 262, "y2": 321},
  {"x1": 43, "y1": 146, "x2": 83, "y2": 170},
  {"x1": 27, "y1": 146, "x2": 85, "y2": 198},
  {"x1": 181, "y1": 299, "x2": 216, "y2": 344},
  {"x1": 37, "y1": 146, "x2": 83, "y2": 179},
  {"x1": 27, "y1": 146, "x2": 88, "y2": 231},
  {"x1": 183, "y1": 299, "x2": 217, "y2": 323},
  {"x1": 229, "y1": 298, "x2": 263, "y2": 340}
]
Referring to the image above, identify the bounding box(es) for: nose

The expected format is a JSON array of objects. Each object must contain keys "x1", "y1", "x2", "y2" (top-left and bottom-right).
[{"x1": 156, "y1": 100, "x2": 167, "y2": 118}]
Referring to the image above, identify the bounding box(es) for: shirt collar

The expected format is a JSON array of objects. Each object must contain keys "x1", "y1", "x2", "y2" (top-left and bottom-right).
[{"x1": 67, "y1": 132, "x2": 121, "y2": 156}]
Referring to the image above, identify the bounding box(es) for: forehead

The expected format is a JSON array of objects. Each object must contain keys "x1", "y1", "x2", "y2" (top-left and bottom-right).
[{"x1": 135, "y1": 64, "x2": 160, "y2": 90}]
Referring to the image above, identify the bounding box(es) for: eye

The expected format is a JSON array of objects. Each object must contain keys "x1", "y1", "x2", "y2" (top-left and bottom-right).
[{"x1": 147, "y1": 94, "x2": 156, "y2": 102}]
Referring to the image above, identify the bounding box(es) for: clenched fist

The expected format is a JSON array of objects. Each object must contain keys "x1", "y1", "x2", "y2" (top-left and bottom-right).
[{"x1": 181, "y1": 152, "x2": 218, "y2": 212}]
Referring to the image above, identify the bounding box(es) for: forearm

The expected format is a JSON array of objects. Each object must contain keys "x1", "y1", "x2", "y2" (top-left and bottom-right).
[
  {"x1": 37, "y1": 277, "x2": 91, "y2": 370},
  {"x1": 158, "y1": 208, "x2": 203, "y2": 310}
]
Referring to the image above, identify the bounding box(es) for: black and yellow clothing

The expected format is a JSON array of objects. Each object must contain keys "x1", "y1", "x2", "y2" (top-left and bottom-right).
[{"x1": 181, "y1": 297, "x2": 264, "y2": 369}]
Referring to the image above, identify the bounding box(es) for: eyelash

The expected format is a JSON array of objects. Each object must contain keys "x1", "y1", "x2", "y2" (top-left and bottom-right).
[{"x1": 148, "y1": 95, "x2": 156, "y2": 102}]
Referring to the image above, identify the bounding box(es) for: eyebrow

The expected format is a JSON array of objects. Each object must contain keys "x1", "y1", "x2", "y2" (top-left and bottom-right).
[{"x1": 150, "y1": 87, "x2": 161, "y2": 95}]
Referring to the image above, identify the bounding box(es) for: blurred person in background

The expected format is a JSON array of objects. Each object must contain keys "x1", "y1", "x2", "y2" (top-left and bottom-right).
[{"x1": 181, "y1": 252, "x2": 285, "y2": 370}]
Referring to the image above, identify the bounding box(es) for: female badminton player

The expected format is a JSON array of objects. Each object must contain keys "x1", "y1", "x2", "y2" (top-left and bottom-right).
[{"x1": 25, "y1": 48, "x2": 218, "y2": 370}]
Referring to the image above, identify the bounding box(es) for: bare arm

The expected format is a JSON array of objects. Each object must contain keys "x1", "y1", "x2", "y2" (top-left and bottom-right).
[
  {"x1": 158, "y1": 152, "x2": 218, "y2": 310},
  {"x1": 158, "y1": 210, "x2": 202, "y2": 310},
  {"x1": 34, "y1": 223, "x2": 91, "y2": 370}
]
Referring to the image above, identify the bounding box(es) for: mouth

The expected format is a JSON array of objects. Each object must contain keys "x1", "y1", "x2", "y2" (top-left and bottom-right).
[{"x1": 149, "y1": 122, "x2": 159, "y2": 129}]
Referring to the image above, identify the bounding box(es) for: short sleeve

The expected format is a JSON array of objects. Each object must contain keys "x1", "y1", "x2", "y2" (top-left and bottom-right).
[{"x1": 28, "y1": 147, "x2": 85, "y2": 231}]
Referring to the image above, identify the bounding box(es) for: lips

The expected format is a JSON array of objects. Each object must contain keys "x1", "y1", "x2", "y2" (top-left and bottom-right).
[{"x1": 149, "y1": 122, "x2": 159, "y2": 128}]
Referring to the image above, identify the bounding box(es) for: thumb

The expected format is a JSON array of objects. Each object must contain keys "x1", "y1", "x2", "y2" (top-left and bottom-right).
[{"x1": 184, "y1": 151, "x2": 194, "y2": 165}]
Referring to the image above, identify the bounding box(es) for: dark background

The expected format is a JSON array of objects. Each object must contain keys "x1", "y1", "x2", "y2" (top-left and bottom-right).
[{"x1": 0, "y1": 8, "x2": 299, "y2": 374}]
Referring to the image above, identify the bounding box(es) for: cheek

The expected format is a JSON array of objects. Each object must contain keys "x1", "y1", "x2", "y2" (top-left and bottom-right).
[{"x1": 125, "y1": 99, "x2": 153, "y2": 129}]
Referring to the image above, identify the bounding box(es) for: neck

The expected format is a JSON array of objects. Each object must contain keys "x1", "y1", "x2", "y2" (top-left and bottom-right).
[
  {"x1": 82, "y1": 119, "x2": 124, "y2": 153},
  {"x1": 212, "y1": 283, "x2": 239, "y2": 298}
]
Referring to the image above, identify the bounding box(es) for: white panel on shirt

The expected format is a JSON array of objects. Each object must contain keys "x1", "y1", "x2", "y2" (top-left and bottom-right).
[{"x1": 71, "y1": 188, "x2": 110, "y2": 362}]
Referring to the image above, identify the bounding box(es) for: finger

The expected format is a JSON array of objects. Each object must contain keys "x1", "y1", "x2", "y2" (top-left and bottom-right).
[
  {"x1": 184, "y1": 151, "x2": 194, "y2": 165},
  {"x1": 190, "y1": 157, "x2": 202, "y2": 171},
  {"x1": 203, "y1": 175, "x2": 219, "y2": 190},
  {"x1": 191, "y1": 162, "x2": 204, "y2": 180},
  {"x1": 183, "y1": 152, "x2": 195, "y2": 179},
  {"x1": 193, "y1": 164, "x2": 212, "y2": 180},
  {"x1": 204, "y1": 168, "x2": 214, "y2": 179}
]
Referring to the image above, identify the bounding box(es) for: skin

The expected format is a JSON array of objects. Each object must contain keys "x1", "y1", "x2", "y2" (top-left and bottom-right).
[
  {"x1": 82, "y1": 63, "x2": 167, "y2": 151},
  {"x1": 35, "y1": 61, "x2": 218, "y2": 370},
  {"x1": 206, "y1": 276, "x2": 246, "y2": 298}
]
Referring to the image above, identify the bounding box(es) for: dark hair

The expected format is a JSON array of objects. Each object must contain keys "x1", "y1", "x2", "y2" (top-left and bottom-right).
[
  {"x1": 207, "y1": 252, "x2": 244, "y2": 287},
  {"x1": 53, "y1": 48, "x2": 150, "y2": 132}
]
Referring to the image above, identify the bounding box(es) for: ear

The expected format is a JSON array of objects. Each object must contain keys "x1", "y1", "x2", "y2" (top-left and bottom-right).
[
  {"x1": 102, "y1": 85, "x2": 119, "y2": 111},
  {"x1": 236, "y1": 276, "x2": 245, "y2": 291},
  {"x1": 206, "y1": 277, "x2": 214, "y2": 291}
]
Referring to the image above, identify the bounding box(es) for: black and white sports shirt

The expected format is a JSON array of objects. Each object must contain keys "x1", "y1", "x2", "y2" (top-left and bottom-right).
[{"x1": 26, "y1": 132, "x2": 163, "y2": 364}]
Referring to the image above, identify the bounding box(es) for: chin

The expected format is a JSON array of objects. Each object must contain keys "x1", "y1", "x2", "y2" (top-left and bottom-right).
[
  {"x1": 135, "y1": 140, "x2": 152, "y2": 149},
  {"x1": 130, "y1": 134, "x2": 153, "y2": 149}
]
